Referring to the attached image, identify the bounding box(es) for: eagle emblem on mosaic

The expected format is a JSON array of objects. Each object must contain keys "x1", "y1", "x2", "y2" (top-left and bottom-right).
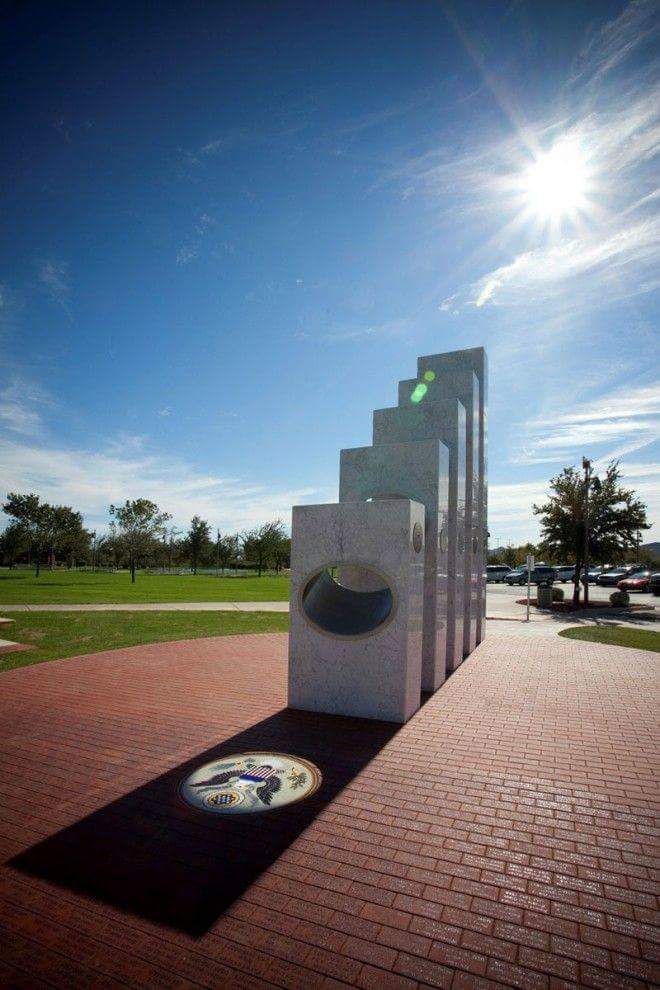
[{"x1": 180, "y1": 752, "x2": 321, "y2": 814}]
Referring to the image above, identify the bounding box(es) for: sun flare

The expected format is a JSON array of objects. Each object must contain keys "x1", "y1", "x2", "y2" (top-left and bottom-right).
[{"x1": 521, "y1": 138, "x2": 590, "y2": 221}]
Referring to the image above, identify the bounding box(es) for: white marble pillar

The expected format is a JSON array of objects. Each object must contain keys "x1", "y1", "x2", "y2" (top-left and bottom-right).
[
  {"x1": 339, "y1": 439, "x2": 450, "y2": 692},
  {"x1": 372, "y1": 398, "x2": 467, "y2": 674},
  {"x1": 288, "y1": 499, "x2": 425, "y2": 723},
  {"x1": 399, "y1": 348, "x2": 487, "y2": 647}
]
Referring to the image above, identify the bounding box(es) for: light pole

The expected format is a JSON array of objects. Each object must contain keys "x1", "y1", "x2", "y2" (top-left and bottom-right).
[{"x1": 582, "y1": 457, "x2": 591, "y2": 607}]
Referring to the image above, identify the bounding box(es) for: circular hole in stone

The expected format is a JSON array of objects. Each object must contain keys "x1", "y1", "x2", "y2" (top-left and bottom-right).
[
  {"x1": 301, "y1": 564, "x2": 394, "y2": 636},
  {"x1": 180, "y1": 752, "x2": 322, "y2": 814}
]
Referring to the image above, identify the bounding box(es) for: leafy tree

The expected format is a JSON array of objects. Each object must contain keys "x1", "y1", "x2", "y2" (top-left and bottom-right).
[
  {"x1": 534, "y1": 461, "x2": 649, "y2": 606},
  {"x1": 272, "y1": 533, "x2": 291, "y2": 572},
  {"x1": 241, "y1": 519, "x2": 286, "y2": 577},
  {"x1": 3, "y1": 493, "x2": 46, "y2": 575},
  {"x1": 0, "y1": 493, "x2": 85, "y2": 575},
  {"x1": 185, "y1": 515, "x2": 211, "y2": 574},
  {"x1": 89, "y1": 531, "x2": 105, "y2": 571},
  {"x1": 0, "y1": 521, "x2": 29, "y2": 568},
  {"x1": 163, "y1": 526, "x2": 181, "y2": 572},
  {"x1": 489, "y1": 542, "x2": 538, "y2": 568},
  {"x1": 215, "y1": 530, "x2": 239, "y2": 573},
  {"x1": 109, "y1": 498, "x2": 171, "y2": 583},
  {"x1": 48, "y1": 505, "x2": 91, "y2": 567}
]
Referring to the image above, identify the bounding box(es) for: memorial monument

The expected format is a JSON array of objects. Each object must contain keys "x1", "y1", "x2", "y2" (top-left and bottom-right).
[{"x1": 288, "y1": 346, "x2": 487, "y2": 723}]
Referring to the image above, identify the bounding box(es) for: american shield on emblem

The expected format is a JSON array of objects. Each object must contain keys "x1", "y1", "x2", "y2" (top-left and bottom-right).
[{"x1": 180, "y1": 752, "x2": 322, "y2": 814}]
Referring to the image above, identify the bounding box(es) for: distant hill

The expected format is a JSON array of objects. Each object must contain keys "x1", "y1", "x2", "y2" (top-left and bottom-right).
[{"x1": 642, "y1": 542, "x2": 660, "y2": 560}]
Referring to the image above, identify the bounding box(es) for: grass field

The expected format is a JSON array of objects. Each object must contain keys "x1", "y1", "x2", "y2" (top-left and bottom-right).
[
  {"x1": 559, "y1": 625, "x2": 660, "y2": 652},
  {"x1": 0, "y1": 610, "x2": 290, "y2": 672},
  {"x1": 0, "y1": 569, "x2": 290, "y2": 604}
]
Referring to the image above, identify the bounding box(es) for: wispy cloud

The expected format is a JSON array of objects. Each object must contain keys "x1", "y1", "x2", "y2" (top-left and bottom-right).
[
  {"x1": 571, "y1": 0, "x2": 659, "y2": 88},
  {"x1": 38, "y1": 260, "x2": 71, "y2": 312},
  {"x1": 0, "y1": 379, "x2": 52, "y2": 438},
  {"x1": 466, "y1": 216, "x2": 659, "y2": 310},
  {"x1": 516, "y1": 380, "x2": 660, "y2": 466},
  {"x1": 176, "y1": 212, "x2": 215, "y2": 265},
  {"x1": 0, "y1": 433, "x2": 324, "y2": 533},
  {"x1": 296, "y1": 315, "x2": 411, "y2": 343}
]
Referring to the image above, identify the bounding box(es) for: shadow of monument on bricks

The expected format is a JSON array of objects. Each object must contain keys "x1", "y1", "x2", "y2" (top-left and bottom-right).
[{"x1": 10, "y1": 707, "x2": 398, "y2": 936}]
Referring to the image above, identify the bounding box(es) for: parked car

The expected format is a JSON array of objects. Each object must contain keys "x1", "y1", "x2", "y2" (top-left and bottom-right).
[
  {"x1": 618, "y1": 571, "x2": 652, "y2": 592},
  {"x1": 553, "y1": 565, "x2": 575, "y2": 583},
  {"x1": 504, "y1": 565, "x2": 555, "y2": 586},
  {"x1": 577, "y1": 566, "x2": 603, "y2": 585},
  {"x1": 597, "y1": 564, "x2": 645, "y2": 587},
  {"x1": 486, "y1": 565, "x2": 512, "y2": 583},
  {"x1": 650, "y1": 572, "x2": 660, "y2": 597}
]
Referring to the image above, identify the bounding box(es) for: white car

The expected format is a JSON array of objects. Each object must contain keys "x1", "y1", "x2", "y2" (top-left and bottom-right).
[{"x1": 554, "y1": 565, "x2": 575, "y2": 583}]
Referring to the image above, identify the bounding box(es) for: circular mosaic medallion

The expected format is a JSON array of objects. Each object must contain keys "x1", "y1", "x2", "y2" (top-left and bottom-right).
[{"x1": 180, "y1": 752, "x2": 322, "y2": 815}]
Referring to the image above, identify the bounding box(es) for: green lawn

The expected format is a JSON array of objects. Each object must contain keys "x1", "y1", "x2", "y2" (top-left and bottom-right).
[
  {"x1": 559, "y1": 625, "x2": 660, "y2": 652},
  {"x1": 0, "y1": 569, "x2": 290, "y2": 604},
  {"x1": 0, "y1": 610, "x2": 290, "y2": 672}
]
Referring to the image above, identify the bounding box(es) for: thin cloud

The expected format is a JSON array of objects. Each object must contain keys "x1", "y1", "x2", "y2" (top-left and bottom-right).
[
  {"x1": 38, "y1": 260, "x2": 71, "y2": 312},
  {"x1": 467, "y1": 217, "x2": 659, "y2": 309},
  {"x1": 176, "y1": 212, "x2": 216, "y2": 265},
  {"x1": 297, "y1": 315, "x2": 412, "y2": 343},
  {"x1": 0, "y1": 379, "x2": 53, "y2": 438},
  {"x1": 0, "y1": 434, "x2": 323, "y2": 533},
  {"x1": 571, "y1": 0, "x2": 659, "y2": 89},
  {"x1": 519, "y1": 380, "x2": 660, "y2": 465}
]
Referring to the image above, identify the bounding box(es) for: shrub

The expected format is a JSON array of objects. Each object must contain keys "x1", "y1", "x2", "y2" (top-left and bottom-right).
[
  {"x1": 552, "y1": 587, "x2": 565, "y2": 602},
  {"x1": 610, "y1": 590, "x2": 630, "y2": 607}
]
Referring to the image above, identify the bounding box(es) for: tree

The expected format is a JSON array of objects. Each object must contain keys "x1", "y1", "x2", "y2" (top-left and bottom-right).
[
  {"x1": 534, "y1": 461, "x2": 649, "y2": 607},
  {"x1": 48, "y1": 505, "x2": 91, "y2": 567},
  {"x1": 109, "y1": 499, "x2": 171, "y2": 583},
  {"x1": 488, "y1": 542, "x2": 537, "y2": 568},
  {"x1": 0, "y1": 521, "x2": 29, "y2": 568},
  {"x1": 215, "y1": 530, "x2": 239, "y2": 573},
  {"x1": 89, "y1": 531, "x2": 106, "y2": 571},
  {"x1": 185, "y1": 516, "x2": 211, "y2": 574},
  {"x1": 3, "y1": 493, "x2": 53, "y2": 576},
  {"x1": 241, "y1": 520, "x2": 286, "y2": 577},
  {"x1": 163, "y1": 526, "x2": 181, "y2": 572},
  {"x1": 272, "y1": 533, "x2": 291, "y2": 572}
]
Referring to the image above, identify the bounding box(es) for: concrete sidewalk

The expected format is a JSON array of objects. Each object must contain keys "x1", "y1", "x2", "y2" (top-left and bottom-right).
[
  {"x1": 1, "y1": 600, "x2": 657, "y2": 639},
  {"x1": 0, "y1": 600, "x2": 290, "y2": 612}
]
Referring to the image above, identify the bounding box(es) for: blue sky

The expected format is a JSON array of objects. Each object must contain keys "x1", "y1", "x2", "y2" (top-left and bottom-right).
[{"x1": 1, "y1": 0, "x2": 658, "y2": 543}]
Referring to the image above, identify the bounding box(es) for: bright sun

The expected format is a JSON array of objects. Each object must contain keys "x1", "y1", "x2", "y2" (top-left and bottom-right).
[{"x1": 521, "y1": 138, "x2": 590, "y2": 221}]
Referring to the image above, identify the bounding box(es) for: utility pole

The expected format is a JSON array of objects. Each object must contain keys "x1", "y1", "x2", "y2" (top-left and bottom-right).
[{"x1": 582, "y1": 457, "x2": 591, "y2": 608}]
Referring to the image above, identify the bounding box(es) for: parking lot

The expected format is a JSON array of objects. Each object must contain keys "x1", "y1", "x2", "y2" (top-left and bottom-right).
[{"x1": 485, "y1": 580, "x2": 657, "y2": 618}]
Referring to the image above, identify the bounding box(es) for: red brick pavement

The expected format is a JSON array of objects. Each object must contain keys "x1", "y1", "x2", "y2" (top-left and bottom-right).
[{"x1": 0, "y1": 631, "x2": 658, "y2": 989}]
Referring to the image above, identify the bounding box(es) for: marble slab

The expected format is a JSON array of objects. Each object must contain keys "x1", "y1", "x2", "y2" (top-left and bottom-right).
[
  {"x1": 339, "y1": 440, "x2": 450, "y2": 693},
  {"x1": 288, "y1": 499, "x2": 425, "y2": 723},
  {"x1": 372, "y1": 397, "x2": 466, "y2": 674},
  {"x1": 399, "y1": 347, "x2": 488, "y2": 646}
]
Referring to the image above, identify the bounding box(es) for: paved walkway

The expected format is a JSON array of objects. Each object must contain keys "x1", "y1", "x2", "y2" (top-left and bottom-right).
[
  {"x1": 0, "y1": 631, "x2": 658, "y2": 988},
  {"x1": 0, "y1": 600, "x2": 290, "y2": 612}
]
